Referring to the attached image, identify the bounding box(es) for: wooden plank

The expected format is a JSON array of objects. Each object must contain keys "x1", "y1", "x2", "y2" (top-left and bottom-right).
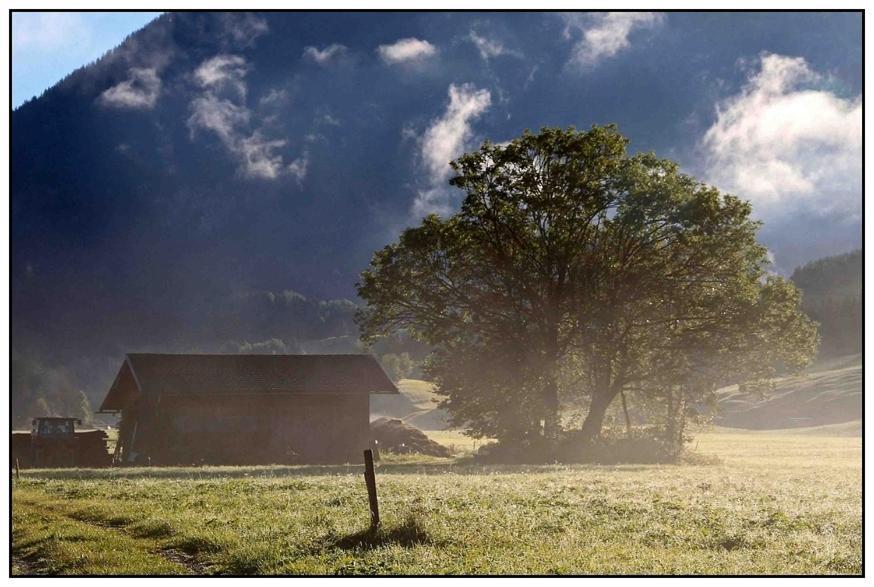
[{"x1": 363, "y1": 449, "x2": 380, "y2": 528}]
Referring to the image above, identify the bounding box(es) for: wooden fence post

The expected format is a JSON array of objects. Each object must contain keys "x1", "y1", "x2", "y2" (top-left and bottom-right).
[{"x1": 363, "y1": 449, "x2": 380, "y2": 528}]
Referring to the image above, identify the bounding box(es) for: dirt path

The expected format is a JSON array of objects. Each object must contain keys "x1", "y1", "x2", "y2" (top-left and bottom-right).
[
  {"x1": 13, "y1": 495, "x2": 209, "y2": 575},
  {"x1": 159, "y1": 548, "x2": 211, "y2": 574},
  {"x1": 11, "y1": 551, "x2": 45, "y2": 576}
]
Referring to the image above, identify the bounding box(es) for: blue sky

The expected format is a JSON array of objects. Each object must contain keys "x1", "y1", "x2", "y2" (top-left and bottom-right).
[{"x1": 12, "y1": 11, "x2": 162, "y2": 107}]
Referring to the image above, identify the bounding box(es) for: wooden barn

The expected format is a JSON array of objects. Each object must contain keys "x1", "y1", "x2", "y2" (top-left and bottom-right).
[{"x1": 98, "y1": 353, "x2": 398, "y2": 465}]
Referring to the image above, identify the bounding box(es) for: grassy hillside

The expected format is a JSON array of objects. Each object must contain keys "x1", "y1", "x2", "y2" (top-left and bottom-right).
[
  {"x1": 12, "y1": 430, "x2": 860, "y2": 575},
  {"x1": 370, "y1": 379, "x2": 449, "y2": 431},
  {"x1": 714, "y1": 355, "x2": 861, "y2": 430},
  {"x1": 710, "y1": 420, "x2": 861, "y2": 437}
]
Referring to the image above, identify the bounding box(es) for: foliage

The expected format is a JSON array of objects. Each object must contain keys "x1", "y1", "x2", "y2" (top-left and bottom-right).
[
  {"x1": 378, "y1": 352, "x2": 419, "y2": 382},
  {"x1": 476, "y1": 427, "x2": 687, "y2": 465},
  {"x1": 791, "y1": 249, "x2": 862, "y2": 299},
  {"x1": 357, "y1": 126, "x2": 818, "y2": 450}
]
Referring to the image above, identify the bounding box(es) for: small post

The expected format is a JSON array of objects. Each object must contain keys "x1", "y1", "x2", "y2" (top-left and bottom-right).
[
  {"x1": 363, "y1": 449, "x2": 380, "y2": 528},
  {"x1": 15, "y1": 458, "x2": 20, "y2": 482}
]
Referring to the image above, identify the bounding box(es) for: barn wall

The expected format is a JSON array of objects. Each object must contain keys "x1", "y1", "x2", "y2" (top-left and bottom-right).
[{"x1": 141, "y1": 393, "x2": 369, "y2": 465}]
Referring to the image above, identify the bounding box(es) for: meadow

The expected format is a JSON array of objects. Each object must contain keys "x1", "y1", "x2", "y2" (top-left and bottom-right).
[{"x1": 11, "y1": 426, "x2": 861, "y2": 576}]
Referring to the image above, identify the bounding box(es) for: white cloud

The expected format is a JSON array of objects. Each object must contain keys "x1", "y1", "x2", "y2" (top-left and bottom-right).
[
  {"x1": 378, "y1": 38, "x2": 437, "y2": 64},
  {"x1": 188, "y1": 94, "x2": 250, "y2": 145},
  {"x1": 412, "y1": 187, "x2": 451, "y2": 218},
  {"x1": 421, "y1": 84, "x2": 492, "y2": 182},
  {"x1": 99, "y1": 67, "x2": 161, "y2": 110},
  {"x1": 194, "y1": 54, "x2": 249, "y2": 99},
  {"x1": 467, "y1": 31, "x2": 519, "y2": 61},
  {"x1": 317, "y1": 113, "x2": 341, "y2": 127},
  {"x1": 413, "y1": 83, "x2": 492, "y2": 217},
  {"x1": 701, "y1": 53, "x2": 861, "y2": 219},
  {"x1": 218, "y1": 12, "x2": 268, "y2": 49},
  {"x1": 187, "y1": 55, "x2": 307, "y2": 182},
  {"x1": 303, "y1": 44, "x2": 348, "y2": 64},
  {"x1": 287, "y1": 153, "x2": 309, "y2": 184},
  {"x1": 563, "y1": 12, "x2": 663, "y2": 69},
  {"x1": 238, "y1": 133, "x2": 290, "y2": 180},
  {"x1": 700, "y1": 53, "x2": 861, "y2": 270},
  {"x1": 259, "y1": 88, "x2": 288, "y2": 107}
]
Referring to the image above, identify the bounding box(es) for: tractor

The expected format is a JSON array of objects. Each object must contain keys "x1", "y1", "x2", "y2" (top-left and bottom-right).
[
  {"x1": 11, "y1": 417, "x2": 112, "y2": 468},
  {"x1": 30, "y1": 417, "x2": 81, "y2": 467}
]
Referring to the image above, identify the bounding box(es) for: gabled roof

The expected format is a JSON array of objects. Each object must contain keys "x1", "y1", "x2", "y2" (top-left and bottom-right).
[{"x1": 99, "y1": 353, "x2": 398, "y2": 412}]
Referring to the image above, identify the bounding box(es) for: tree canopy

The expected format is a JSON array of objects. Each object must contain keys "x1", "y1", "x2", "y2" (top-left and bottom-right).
[{"x1": 357, "y1": 126, "x2": 818, "y2": 453}]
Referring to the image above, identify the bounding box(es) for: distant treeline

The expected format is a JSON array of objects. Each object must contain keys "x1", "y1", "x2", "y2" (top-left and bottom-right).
[
  {"x1": 11, "y1": 354, "x2": 95, "y2": 429},
  {"x1": 10, "y1": 250, "x2": 861, "y2": 428},
  {"x1": 790, "y1": 249, "x2": 862, "y2": 359}
]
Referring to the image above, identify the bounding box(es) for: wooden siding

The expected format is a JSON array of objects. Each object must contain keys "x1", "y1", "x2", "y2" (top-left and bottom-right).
[{"x1": 130, "y1": 393, "x2": 369, "y2": 465}]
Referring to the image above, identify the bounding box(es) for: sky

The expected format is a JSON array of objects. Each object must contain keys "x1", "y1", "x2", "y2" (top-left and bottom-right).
[
  {"x1": 10, "y1": 11, "x2": 863, "y2": 286},
  {"x1": 11, "y1": 12, "x2": 862, "y2": 279},
  {"x1": 12, "y1": 11, "x2": 162, "y2": 108},
  {"x1": 10, "y1": 11, "x2": 863, "y2": 398}
]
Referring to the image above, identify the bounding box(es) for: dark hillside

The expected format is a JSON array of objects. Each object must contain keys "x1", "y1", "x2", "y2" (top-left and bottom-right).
[
  {"x1": 11, "y1": 12, "x2": 862, "y2": 425},
  {"x1": 790, "y1": 249, "x2": 862, "y2": 358}
]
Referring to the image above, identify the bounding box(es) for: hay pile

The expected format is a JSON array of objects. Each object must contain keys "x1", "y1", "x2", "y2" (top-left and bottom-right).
[{"x1": 370, "y1": 418, "x2": 451, "y2": 457}]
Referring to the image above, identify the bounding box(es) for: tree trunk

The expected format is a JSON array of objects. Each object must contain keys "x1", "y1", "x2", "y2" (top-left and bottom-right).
[
  {"x1": 673, "y1": 389, "x2": 687, "y2": 447},
  {"x1": 665, "y1": 387, "x2": 674, "y2": 442},
  {"x1": 620, "y1": 390, "x2": 632, "y2": 439},
  {"x1": 543, "y1": 372, "x2": 560, "y2": 442},
  {"x1": 580, "y1": 390, "x2": 615, "y2": 441}
]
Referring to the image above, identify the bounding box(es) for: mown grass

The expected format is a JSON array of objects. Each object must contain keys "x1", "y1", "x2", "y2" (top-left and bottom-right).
[
  {"x1": 395, "y1": 379, "x2": 442, "y2": 410},
  {"x1": 12, "y1": 431, "x2": 860, "y2": 576},
  {"x1": 423, "y1": 429, "x2": 493, "y2": 455}
]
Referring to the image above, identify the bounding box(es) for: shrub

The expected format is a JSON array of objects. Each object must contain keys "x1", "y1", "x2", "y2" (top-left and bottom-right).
[{"x1": 475, "y1": 427, "x2": 688, "y2": 464}]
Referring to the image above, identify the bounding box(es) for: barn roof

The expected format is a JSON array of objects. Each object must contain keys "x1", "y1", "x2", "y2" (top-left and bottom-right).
[{"x1": 99, "y1": 353, "x2": 398, "y2": 412}]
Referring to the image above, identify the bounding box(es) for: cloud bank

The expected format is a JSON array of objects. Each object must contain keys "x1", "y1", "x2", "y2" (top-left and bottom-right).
[{"x1": 700, "y1": 53, "x2": 862, "y2": 269}]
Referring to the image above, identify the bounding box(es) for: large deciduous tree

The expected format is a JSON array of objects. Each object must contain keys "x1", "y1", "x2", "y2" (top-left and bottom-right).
[{"x1": 357, "y1": 126, "x2": 817, "y2": 448}]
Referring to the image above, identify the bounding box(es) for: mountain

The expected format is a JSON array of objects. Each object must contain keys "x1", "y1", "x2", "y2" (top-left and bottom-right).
[
  {"x1": 10, "y1": 12, "x2": 861, "y2": 422},
  {"x1": 791, "y1": 249, "x2": 862, "y2": 358}
]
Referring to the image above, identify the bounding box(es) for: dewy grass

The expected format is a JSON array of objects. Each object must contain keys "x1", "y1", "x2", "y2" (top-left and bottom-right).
[{"x1": 11, "y1": 431, "x2": 861, "y2": 576}]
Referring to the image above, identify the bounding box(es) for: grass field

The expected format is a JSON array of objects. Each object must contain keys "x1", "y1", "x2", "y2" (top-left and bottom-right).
[{"x1": 12, "y1": 428, "x2": 860, "y2": 576}]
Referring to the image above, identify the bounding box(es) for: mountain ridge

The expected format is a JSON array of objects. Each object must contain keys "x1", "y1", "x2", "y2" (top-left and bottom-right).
[{"x1": 11, "y1": 12, "x2": 863, "y2": 425}]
